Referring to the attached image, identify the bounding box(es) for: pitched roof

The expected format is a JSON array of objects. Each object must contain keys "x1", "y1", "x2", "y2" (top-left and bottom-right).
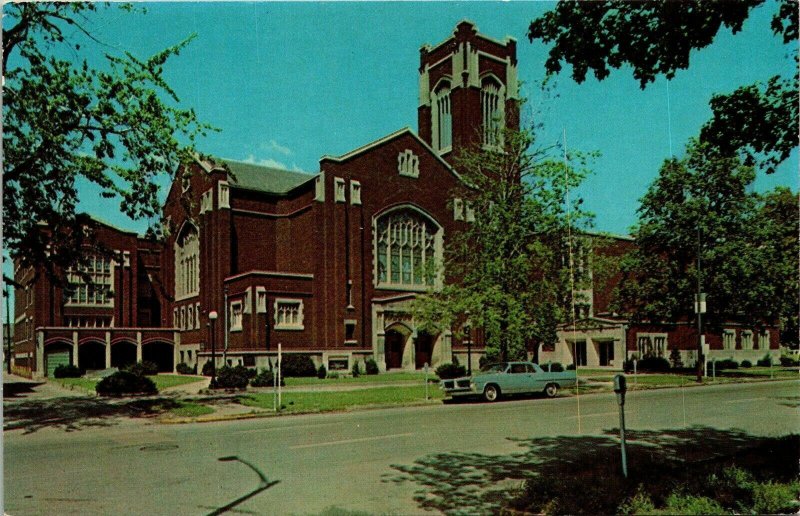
[{"x1": 219, "y1": 158, "x2": 317, "y2": 195}]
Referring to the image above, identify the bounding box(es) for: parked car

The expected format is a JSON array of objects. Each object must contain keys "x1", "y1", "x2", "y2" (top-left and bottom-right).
[{"x1": 440, "y1": 361, "x2": 578, "y2": 402}]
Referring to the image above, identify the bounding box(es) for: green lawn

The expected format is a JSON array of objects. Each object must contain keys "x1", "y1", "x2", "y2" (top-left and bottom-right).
[
  {"x1": 54, "y1": 374, "x2": 203, "y2": 393},
  {"x1": 284, "y1": 372, "x2": 438, "y2": 386},
  {"x1": 240, "y1": 384, "x2": 443, "y2": 414},
  {"x1": 167, "y1": 401, "x2": 215, "y2": 417}
]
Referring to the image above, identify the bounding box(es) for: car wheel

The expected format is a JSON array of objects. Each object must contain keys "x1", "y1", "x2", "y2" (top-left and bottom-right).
[
  {"x1": 483, "y1": 384, "x2": 500, "y2": 402},
  {"x1": 544, "y1": 383, "x2": 558, "y2": 398}
]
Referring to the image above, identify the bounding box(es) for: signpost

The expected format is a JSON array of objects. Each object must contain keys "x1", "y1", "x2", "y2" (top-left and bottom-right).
[
  {"x1": 424, "y1": 362, "x2": 429, "y2": 400},
  {"x1": 277, "y1": 343, "x2": 282, "y2": 410},
  {"x1": 614, "y1": 374, "x2": 628, "y2": 478}
]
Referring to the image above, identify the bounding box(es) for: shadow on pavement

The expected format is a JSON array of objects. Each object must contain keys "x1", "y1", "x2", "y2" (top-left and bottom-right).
[
  {"x1": 4, "y1": 393, "x2": 247, "y2": 434},
  {"x1": 3, "y1": 381, "x2": 46, "y2": 398},
  {"x1": 384, "y1": 426, "x2": 799, "y2": 515}
]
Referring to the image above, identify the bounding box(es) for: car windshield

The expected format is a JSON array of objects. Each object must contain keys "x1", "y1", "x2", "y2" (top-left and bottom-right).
[{"x1": 480, "y1": 363, "x2": 506, "y2": 373}]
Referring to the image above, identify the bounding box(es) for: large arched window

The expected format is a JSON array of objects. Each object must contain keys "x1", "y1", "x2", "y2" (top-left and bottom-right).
[
  {"x1": 375, "y1": 208, "x2": 442, "y2": 289},
  {"x1": 175, "y1": 223, "x2": 199, "y2": 299},
  {"x1": 481, "y1": 76, "x2": 505, "y2": 147},
  {"x1": 432, "y1": 80, "x2": 452, "y2": 152}
]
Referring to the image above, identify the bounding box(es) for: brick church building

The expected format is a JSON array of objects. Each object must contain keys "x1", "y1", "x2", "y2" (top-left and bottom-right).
[{"x1": 11, "y1": 21, "x2": 779, "y2": 378}]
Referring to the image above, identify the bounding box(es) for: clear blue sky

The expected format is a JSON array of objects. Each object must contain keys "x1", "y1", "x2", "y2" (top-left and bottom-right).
[{"x1": 3, "y1": 1, "x2": 797, "y2": 300}]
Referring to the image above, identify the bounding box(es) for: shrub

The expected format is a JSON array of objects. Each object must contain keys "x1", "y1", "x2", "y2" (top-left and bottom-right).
[
  {"x1": 542, "y1": 362, "x2": 564, "y2": 372},
  {"x1": 637, "y1": 356, "x2": 671, "y2": 372},
  {"x1": 478, "y1": 349, "x2": 501, "y2": 370},
  {"x1": 779, "y1": 355, "x2": 798, "y2": 367},
  {"x1": 96, "y1": 371, "x2": 157, "y2": 396},
  {"x1": 201, "y1": 360, "x2": 215, "y2": 376},
  {"x1": 751, "y1": 480, "x2": 800, "y2": 514},
  {"x1": 125, "y1": 361, "x2": 159, "y2": 376},
  {"x1": 364, "y1": 358, "x2": 379, "y2": 375},
  {"x1": 715, "y1": 358, "x2": 739, "y2": 370},
  {"x1": 280, "y1": 354, "x2": 317, "y2": 377},
  {"x1": 663, "y1": 494, "x2": 726, "y2": 515},
  {"x1": 757, "y1": 354, "x2": 773, "y2": 367},
  {"x1": 213, "y1": 365, "x2": 249, "y2": 389},
  {"x1": 740, "y1": 360, "x2": 752, "y2": 368},
  {"x1": 351, "y1": 361, "x2": 361, "y2": 378},
  {"x1": 317, "y1": 364, "x2": 327, "y2": 379},
  {"x1": 250, "y1": 368, "x2": 284, "y2": 387},
  {"x1": 617, "y1": 489, "x2": 656, "y2": 515},
  {"x1": 566, "y1": 363, "x2": 576, "y2": 371},
  {"x1": 435, "y1": 362, "x2": 467, "y2": 379},
  {"x1": 176, "y1": 362, "x2": 195, "y2": 375},
  {"x1": 53, "y1": 364, "x2": 84, "y2": 378}
]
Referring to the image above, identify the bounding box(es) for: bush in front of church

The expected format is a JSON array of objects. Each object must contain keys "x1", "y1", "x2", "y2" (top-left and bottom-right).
[
  {"x1": 96, "y1": 371, "x2": 157, "y2": 396},
  {"x1": 280, "y1": 354, "x2": 317, "y2": 377}
]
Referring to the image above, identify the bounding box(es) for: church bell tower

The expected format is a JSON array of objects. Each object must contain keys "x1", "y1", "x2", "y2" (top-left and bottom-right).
[{"x1": 418, "y1": 21, "x2": 520, "y2": 166}]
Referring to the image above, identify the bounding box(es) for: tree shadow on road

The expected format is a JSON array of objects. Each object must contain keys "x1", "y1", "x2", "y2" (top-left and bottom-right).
[
  {"x1": 384, "y1": 427, "x2": 799, "y2": 515},
  {"x1": 3, "y1": 393, "x2": 246, "y2": 434},
  {"x1": 3, "y1": 380, "x2": 46, "y2": 398}
]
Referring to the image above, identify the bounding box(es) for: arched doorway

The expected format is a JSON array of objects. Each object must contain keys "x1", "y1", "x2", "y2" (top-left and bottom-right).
[
  {"x1": 111, "y1": 341, "x2": 137, "y2": 369},
  {"x1": 142, "y1": 341, "x2": 174, "y2": 372},
  {"x1": 79, "y1": 341, "x2": 106, "y2": 371},
  {"x1": 415, "y1": 331, "x2": 434, "y2": 369},
  {"x1": 385, "y1": 329, "x2": 407, "y2": 370}
]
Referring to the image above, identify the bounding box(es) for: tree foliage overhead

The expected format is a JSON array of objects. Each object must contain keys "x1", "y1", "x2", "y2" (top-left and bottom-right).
[
  {"x1": 528, "y1": 0, "x2": 798, "y2": 174},
  {"x1": 414, "y1": 125, "x2": 594, "y2": 362},
  {"x1": 614, "y1": 141, "x2": 799, "y2": 339},
  {"x1": 3, "y1": 3, "x2": 212, "y2": 279}
]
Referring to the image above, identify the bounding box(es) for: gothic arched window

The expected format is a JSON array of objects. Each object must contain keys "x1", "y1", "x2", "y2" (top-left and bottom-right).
[
  {"x1": 175, "y1": 223, "x2": 200, "y2": 299},
  {"x1": 481, "y1": 76, "x2": 504, "y2": 147},
  {"x1": 375, "y1": 208, "x2": 441, "y2": 289},
  {"x1": 432, "y1": 80, "x2": 452, "y2": 152}
]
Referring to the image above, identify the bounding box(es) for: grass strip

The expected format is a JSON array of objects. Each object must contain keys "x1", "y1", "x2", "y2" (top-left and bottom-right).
[
  {"x1": 168, "y1": 401, "x2": 215, "y2": 417},
  {"x1": 240, "y1": 384, "x2": 443, "y2": 413},
  {"x1": 284, "y1": 372, "x2": 438, "y2": 386}
]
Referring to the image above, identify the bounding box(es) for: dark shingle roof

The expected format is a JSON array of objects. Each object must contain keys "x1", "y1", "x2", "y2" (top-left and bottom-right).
[{"x1": 219, "y1": 158, "x2": 316, "y2": 195}]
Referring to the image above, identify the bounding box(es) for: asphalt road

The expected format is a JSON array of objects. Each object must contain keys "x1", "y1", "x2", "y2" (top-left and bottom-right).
[{"x1": 5, "y1": 380, "x2": 799, "y2": 515}]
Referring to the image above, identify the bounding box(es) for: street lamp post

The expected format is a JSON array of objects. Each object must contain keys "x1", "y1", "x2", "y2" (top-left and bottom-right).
[
  {"x1": 464, "y1": 311, "x2": 472, "y2": 376},
  {"x1": 695, "y1": 225, "x2": 706, "y2": 383},
  {"x1": 209, "y1": 310, "x2": 218, "y2": 388}
]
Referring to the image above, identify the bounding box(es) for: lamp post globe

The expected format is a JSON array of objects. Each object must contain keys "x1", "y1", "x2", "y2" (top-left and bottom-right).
[{"x1": 209, "y1": 311, "x2": 218, "y2": 388}]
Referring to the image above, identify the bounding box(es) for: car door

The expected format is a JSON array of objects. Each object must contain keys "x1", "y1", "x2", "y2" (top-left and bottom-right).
[
  {"x1": 524, "y1": 363, "x2": 547, "y2": 393},
  {"x1": 506, "y1": 363, "x2": 528, "y2": 393}
]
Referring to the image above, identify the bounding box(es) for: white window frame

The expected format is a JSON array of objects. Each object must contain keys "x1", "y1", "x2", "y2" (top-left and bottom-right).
[
  {"x1": 314, "y1": 172, "x2": 326, "y2": 202},
  {"x1": 229, "y1": 301, "x2": 243, "y2": 332},
  {"x1": 350, "y1": 180, "x2": 361, "y2": 205},
  {"x1": 741, "y1": 330, "x2": 753, "y2": 350},
  {"x1": 757, "y1": 330, "x2": 769, "y2": 350},
  {"x1": 180, "y1": 306, "x2": 186, "y2": 331},
  {"x1": 334, "y1": 177, "x2": 346, "y2": 203},
  {"x1": 218, "y1": 180, "x2": 230, "y2": 209},
  {"x1": 723, "y1": 330, "x2": 736, "y2": 351},
  {"x1": 274, "y1": 298, "x2": 304, "y2": 330},
  {"x1": 636, "y1": 333, "x2": 668, "y2": 358},
  {"x1": 256, "y1": 287, "x2": 267, "y2": 313}
]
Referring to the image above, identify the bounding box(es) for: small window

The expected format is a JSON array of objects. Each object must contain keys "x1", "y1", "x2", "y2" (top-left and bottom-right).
[
  {"x1": 741, "y1": 331, "x2": 753, "y2": 350},
  {"x1": 180, "y1": 306, "x2": 186, "y2": 331},
  {"x1": 723, "y1": 330, "x2": 735, "y2": 351},
  {"x1": 274, "y1": 299, "x2": 304, "y2": 330},
  {"x1": 229, "y1": 301, "x2": 243, "y2": 332},
  {"x1": 182, "y1": 172, "x2": 191, "y2": 193},
  {"x1": 328, "y1": 358, "x2": 348, "y2": 371},
  {"x1": 256, "y1": 287, "x2": 267, "y2": 313},
  {"x1": 314, "y1": 172, "x2": 326, "y2": 202},
  {"x1": 350, "y1": 180, "x2": 361, "y2": 205},
  {"x1": 195, "y1": 303, "x2": 201, "y2": 329},
  {"x1": 345, "y1": 319, "x2": 357, "y2": 344},
  {"x1": 244, "y1": 355, "x2": 255, "y2": 367},
  {"x1": 334, "y1": 177, "x2": 346, "y2": 203},
  {"x1": 453, "y1": 198, "x2": 464, "y2": 221}
]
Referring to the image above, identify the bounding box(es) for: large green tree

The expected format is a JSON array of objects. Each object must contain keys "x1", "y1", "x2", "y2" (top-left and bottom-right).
[
  {"x1": 528, "y1": 0, "x2": 798, "y2": 174},
  {"x1": 3, "y1": 3, "x2": 211, "y2": 279},
  {"x1": 614, "y1": 142, "x2": 798, "y2": 340},
  {"x1": 414, "y1": 126, "x2": 594, "y2": 362}
]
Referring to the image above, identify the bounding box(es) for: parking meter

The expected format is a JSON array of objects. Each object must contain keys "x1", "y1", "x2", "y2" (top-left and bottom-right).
[
  {"x1": 613, "y1": 373, "x2": 629, "y2": 477},
  {"x1": 614, "y1": 374, "x2": 627, "y2": 406}
]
